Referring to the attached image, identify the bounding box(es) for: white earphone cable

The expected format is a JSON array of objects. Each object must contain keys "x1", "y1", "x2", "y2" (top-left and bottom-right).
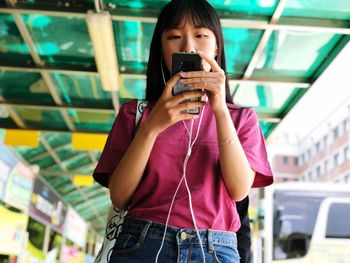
[
  {"x1": 155, "y1": 107, "x2": 206, "y2": 263},
  {"x1": 156, "y1": 56, "x2": 206, "y2": 262}
]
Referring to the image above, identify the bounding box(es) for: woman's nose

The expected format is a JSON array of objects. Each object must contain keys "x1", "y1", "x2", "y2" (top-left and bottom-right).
[
  {"x1": 182, "y1": 39, "x2": 196, "y2": 53},
  {"x1": 183, "y1": 50, "x2": 195, "y2": 53}
]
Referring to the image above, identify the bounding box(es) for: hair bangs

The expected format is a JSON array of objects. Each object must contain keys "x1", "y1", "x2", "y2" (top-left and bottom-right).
[{"x1": 161, "y1": 0, "x2": 216, "y2": 34}]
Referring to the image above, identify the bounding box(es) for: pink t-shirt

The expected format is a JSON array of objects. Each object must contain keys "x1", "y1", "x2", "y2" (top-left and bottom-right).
[{"x1": 94, "y1": 100, "x2": 273, "y2": 232}]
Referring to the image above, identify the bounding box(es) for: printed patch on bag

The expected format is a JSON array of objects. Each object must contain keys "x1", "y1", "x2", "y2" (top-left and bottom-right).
[
  {"x1": 106, "y1": 207, "x2": 128, "y2": 241},
  {"x1": 137, "y1": 101, "x2": 148, "y2": 115}
]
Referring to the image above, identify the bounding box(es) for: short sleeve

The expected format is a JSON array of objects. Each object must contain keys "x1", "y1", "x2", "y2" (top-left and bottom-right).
[
  {"x1": 236, "y1": 108, "x2": 273, "y2": 188},
  {"x1": 93, "y1": 100, "x2": 137, "y2": 188}
]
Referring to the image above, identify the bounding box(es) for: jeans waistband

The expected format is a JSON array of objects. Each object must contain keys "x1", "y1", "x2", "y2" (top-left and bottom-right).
[{"x1": 122, "y1": 216, "x2": 237, "y2": 248}]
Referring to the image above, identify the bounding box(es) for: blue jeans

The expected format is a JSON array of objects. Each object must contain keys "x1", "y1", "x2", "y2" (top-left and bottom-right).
[{"x1": 110, "y1": 216, "x2": 240, "y2": 262}]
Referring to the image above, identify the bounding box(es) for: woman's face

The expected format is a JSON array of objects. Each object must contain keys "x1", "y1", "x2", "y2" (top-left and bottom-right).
[{"x1": 161, "y1": 16, "x2": 218, "y2": 73}]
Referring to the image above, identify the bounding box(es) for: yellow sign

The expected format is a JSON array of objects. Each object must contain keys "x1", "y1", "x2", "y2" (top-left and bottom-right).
[
  {"x1": 73, "y1": 175, "x2": 94, "y2": 186},
  {"x1": 0, "y1": 205, "x2": 29, "y2": 255},
  {"x1": 4, "y1": 129, "x2": 40, "y2": 147},
  {"x1": 71, "y1": 133, "x2": 107, "y2": 151}
]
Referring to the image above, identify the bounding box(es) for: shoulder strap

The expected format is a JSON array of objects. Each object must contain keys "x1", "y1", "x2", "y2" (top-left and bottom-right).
[{"x1": 136, "y1": 100, "x2": 148, "y2": 127}]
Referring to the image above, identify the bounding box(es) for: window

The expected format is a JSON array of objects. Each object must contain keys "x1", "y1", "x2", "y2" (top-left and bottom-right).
[
  {"x1": 319, "y1": 139, "x2": 324, "y2": 151},
  {"x1": 339, "y1": 151, "x2": 345, "y2": 165},
  {"x1": 311, "y1": 145, "x2": 316, "y2": 157},
  {"x1": 345, "y1": 174, "x2": 350, "y2": 183},
  {"x1": 326, "y1": 158, "x2": 335, "y2": 172},
  {"x1": 345, "y1": 146, "x2": 350, "y2": 160},
  {"x1": 308, "y1": 171, "x2": 312, "y2": 181},
  {"x1": 315, "y1": 142, "x2": 320, "y2": 153},
  {"x1": 316, "y1": 166, "x2": 321, "y2": 177},
  {"x1": 338, "y1": 123, "x2": 344, "y2": 137},
  {"x1": 294, "y1": 157, "x2": 298, "y2": 166},
  {"x1": 323, "y1": 135, "x2": 328, "y2": 147},
  {"x1": 326, "y1": 203, "x2": 350, "y2": 239},
  {"x1": 320, "y1": 164, "x2": 324, "y2": 175},
  {"x1": 333, "y1": 126, "x2": 339, "y2": 140},
  {"x1": 334, "y1": 153, "x2": 340, "y2": 167},
  {"x1": 307, "y1": 149, "x2": 311, "y2": 161},
  {"x1": 335, "y1": 151, "x2": 345, "y2": 166},
  {"x1": 272, "y1": 190, "x2": 326, "y2": 260},
  {"x1": 283, "y1": 156, "x2": 289, "y2": 165},
  {"x1": 298, "y1": 156, "x2": 304, "y2": 167},
  {"x1": 325, "y1": 160, "x2": 329, "y2": 173},
  {"x1": 343, "y1": 119, "x2": 350, "y2": 133}
]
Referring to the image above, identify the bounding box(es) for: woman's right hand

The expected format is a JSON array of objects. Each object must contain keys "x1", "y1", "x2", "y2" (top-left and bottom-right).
[{"x1": 141, "y1": 72, "x2": 206, "y2": 136}]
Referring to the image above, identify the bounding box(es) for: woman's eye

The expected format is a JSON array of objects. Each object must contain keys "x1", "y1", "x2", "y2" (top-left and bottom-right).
[
  {"x1": 196, "y1": 34, "x2": 208, "y2": 38},
  {"x1": 167, "y1": 35, "x2": 181, "y2": 40}
]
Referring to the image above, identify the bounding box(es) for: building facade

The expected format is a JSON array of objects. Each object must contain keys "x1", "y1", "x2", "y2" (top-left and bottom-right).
[{"x1": 269, "y1": 105, "x2": 350, "y2": 184}]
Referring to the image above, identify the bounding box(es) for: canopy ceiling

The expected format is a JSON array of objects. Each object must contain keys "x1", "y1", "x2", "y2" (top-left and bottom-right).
[{"x1": 0, "y1": 0, "x2": 349, "y2": 234}]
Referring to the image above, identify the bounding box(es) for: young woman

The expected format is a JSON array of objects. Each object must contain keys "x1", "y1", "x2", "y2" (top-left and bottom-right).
[{"x1": 93, "y1": 0, "x2": 273, "y2": 262}]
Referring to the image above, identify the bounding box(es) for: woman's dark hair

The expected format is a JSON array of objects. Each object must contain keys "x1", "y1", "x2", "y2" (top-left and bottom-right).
[{"x1": 145, "y1": 0, "x2": 233, "y2": 103}]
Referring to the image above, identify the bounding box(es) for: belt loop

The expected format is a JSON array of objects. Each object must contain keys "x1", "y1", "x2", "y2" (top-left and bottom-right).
[
  {"x1": 139, "y1": 220, "x2": 151, "y2": 244},
  {"x1": 208, "y1": 229, "x2": 214, "y2": 253}
]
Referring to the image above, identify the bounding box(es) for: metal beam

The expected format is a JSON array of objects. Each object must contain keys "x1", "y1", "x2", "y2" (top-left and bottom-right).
[
  {"x1": 6, "y1": 106, "x2": 26, "y2": 128},
  {"x1": 0, "y1": 124, "x2": 100, "y2": 134},
  {"x1": 41, "y1": 161, "x2": 95, "y2": 177},
  {"x1": 79, "y1": 187, "x2": 108, "y2": 201},
  {"x1": 229, "y1": 79, "x2": 310, "y2": 89},
  {"x1": 63, "y1": 185, "x2": 102, "y2": 200},
  {"x1": 41, "y1": 136, "x2": 105, "y2": 226},
  {"x1": 41, "y1": 169, "x2": 93, "y2": 177},
  {"x1": 88, "y1": 151, "x2": 97, "y2": 165},
  {"x1": 0, "y1": 65, "x2": 97, "y2": 75},
  {"x1": 0, "y1": 101, "x2": 114, "y2": 114},
  {"x1": 0, "y1": 100, "x2": 281, "y2": 131},
  {"x1": 0, "y1": 64, "x2": 311, "y2": 86},
  {"x1": 1, "y1": 6, "x2": 350, "y2": 34},
  {"x1": 75, "y1": 195, "x2": 109, "y2": 212},
  {"x1": 9, "y1": 9, "x2": 77, "y2": 132},
  {"x1": 79, "y1": 201, "x2": 111, "y2": 219},
  {"x1": 73, "y1": 188, "x2": 109, "y2": 206},
  {"x1": 27, "y1": 143, "x2": 71, "y2": 162},
  {"x1": 242, "y1": 0, "x2": 287, "y2": 80},
  {"x1": 44, "y1": 152, "x2": 88, "y2": 170},
  {"x1": 0, "y1": 7, "x2": 87, "y2": 18},
  {"x1": 277, "y1": 17, "x2": 350, "y2": 34}
]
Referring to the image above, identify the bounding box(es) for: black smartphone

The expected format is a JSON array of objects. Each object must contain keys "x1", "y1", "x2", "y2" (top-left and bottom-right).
[{"x1": 172, "y1": 52, "x2": 202, "y2": 114}]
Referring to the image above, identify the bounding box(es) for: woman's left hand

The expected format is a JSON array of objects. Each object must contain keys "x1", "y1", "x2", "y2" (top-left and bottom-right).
[{"x1": 179, "y1": 50, "x2": 227, "y2": 115}]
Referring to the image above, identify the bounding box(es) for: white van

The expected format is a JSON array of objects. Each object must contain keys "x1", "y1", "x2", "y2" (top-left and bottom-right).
[{"x1": 262, "y1": 183, "x2": 350, "y2": 263}]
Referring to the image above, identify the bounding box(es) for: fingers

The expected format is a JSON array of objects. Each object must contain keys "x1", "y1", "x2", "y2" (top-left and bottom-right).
[
  {"x1": 173, "y1": 101, "x2": 206, "y2": 121},
  {"x1": 163, "y1": 72, "x2": 182, "y2": 96},
  {"x1": 178, "y1": 63, "x2": 225, "y2": 95},
  {"x1": 180, "y1": 76, "x2": 221, "y2": 85},
  {"x1": 170, "y1": 92, "x2": 206, "y2": 121},
  {"x1": 176, "y1": 101, "x2": 206, "y2": 113},
  {"x1": 182, "y1": 83, "x2": 218, "y2": 94},
  {"x1": 197, "y1": 50, "x2": 222, "y2": 72},
  {"x1": 180, "y1": 71, "x2": 222, "y2": 79},
  {"x1": 172, "y1": 90, "x2": 206, "y2": 105}
]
